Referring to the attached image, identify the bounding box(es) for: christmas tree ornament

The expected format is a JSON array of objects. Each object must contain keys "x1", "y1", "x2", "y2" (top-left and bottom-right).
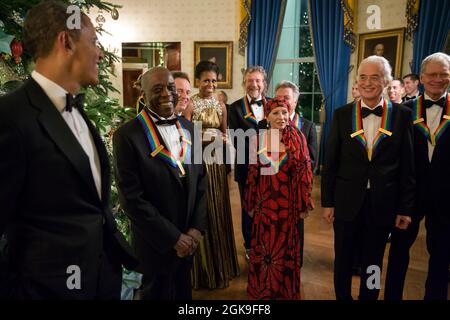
[
  {"x1": 111, "y1": 8, "x2": 119, "y2": 20},
  {"x1": 10, "y1": 38, "x2": 23, "y2": 64}
]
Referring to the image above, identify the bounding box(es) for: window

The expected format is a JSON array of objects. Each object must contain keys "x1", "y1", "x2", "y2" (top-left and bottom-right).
[{"x1": 269, "y1": 0, "x2": 322, "y2": 124}]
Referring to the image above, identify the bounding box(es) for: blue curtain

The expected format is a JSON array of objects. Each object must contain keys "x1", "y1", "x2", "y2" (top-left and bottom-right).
[
  {"x1": 412, "y1": 0, "x2": 450, "y2": 73},
  {"x1": 309, "y1": 0, "x2": 351, "y2": 168},
  {"x1": 247, "y1": 0, "x2": 285, "y2": 82}
]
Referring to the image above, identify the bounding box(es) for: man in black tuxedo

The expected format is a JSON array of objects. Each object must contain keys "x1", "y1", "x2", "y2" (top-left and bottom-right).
[
  {"x1": 228, "y1": 66, "x2": 268, "y2": 259},
  {"x1": 321, "y1": 55, "x2": 415, "y2": 300},
  {"x1": 113, "y1": 67, "x2": 207, "y2": 300},
  {"x1": 402, "y1": 73, "x2": 420, "y2": 102},
  {"x1": 386, "y1": 52, "x2": 450, "y2": 300},
  {"x1": 0, "y1": 1, "x2": 137, "y2": 299}
]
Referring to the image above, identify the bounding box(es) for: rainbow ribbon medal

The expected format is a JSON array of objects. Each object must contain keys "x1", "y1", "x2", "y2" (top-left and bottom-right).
[
  {"x1": 292, "y1": 113, "x2": 302, "y2": 130},
  {"x1": 413, "y1": 95, "x2": 450, "y2": 146},
  {"x1": 350, "y1": 99, "x2": 393, "y2": 161},
  {"x1": 257, "y1": 130, "x2": 288, "y2": 173},
  {"x1": 241, "y1": 97, "x2": 266, "y2": 125},
  {"x1": 137, "y1": 110, "x2": 191, "y2": 176}
]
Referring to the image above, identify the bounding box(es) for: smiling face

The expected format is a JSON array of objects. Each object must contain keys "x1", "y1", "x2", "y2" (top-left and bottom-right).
[
  {"x1": 403, "y1": 76, "x2": 419, "y2": 96},
  {"x1": 420, "y1": 61, "x2": 450, "y2": 100},
  {"x1": 357, "y1": 62, "x2": 387, "y2": 106},
  {"x1": 174, "y1": 77, "x2": 191, "y2": 108},
  {"x1": 388, "y1": 80, "x2": 405, "y2": 103},
  {"x1": 198, "y1": 70, "x2": 217, "y2": 98},
  {"x1": 143, "y1": 69, "x2": 178, "y2": 118},
  {"x1": 244, "y1": 71, "x2": 265, "y2": 99},
  {"x1": 267, "y1": 106, "x2": 290, "y2": 130}
]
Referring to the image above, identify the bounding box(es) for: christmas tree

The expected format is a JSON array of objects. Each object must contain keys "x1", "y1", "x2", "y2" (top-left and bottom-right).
[{"x1": 0, "y1": 0, "x2": 134, "y2": 238}]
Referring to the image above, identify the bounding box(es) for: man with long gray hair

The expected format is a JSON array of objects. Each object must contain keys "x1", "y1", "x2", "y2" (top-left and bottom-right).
[{"x1": 321, "y1": 55, "x2": 415, "y2": 300}]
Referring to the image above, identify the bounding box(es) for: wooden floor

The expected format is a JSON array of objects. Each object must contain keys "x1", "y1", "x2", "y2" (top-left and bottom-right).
[{"x1": 193, "y1": 174, "x2": 449, "y2": 300}]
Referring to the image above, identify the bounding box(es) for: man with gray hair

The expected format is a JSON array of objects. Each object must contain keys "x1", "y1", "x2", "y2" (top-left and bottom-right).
[
  {"x1": 321, "y1": 55, "x2": 415, "y2": 300},
  {"x1": 386, "y1": 52, "x2": 450, "y2": 300},
  {"x1": 228, "y1": 65, "x2": 268, "y2": 259}
]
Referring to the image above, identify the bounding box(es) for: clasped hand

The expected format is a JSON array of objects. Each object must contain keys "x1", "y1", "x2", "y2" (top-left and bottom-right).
[{"x1": 174, "y1": 228, "x2": 202, "y2": 258}]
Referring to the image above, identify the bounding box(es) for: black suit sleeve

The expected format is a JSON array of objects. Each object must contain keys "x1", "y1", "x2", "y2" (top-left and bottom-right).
[
  {"x1": 397, "y1": 107, "x2": 415, "y2": 216},
  {"x1": 113, "y1": 130, "x2": 181, "y2": 254},
  {"x1": 321, "y1": 110, "x2": 342, "y2": 207},
  {"x1": 307, "y1": 122, "x2": 318, "y2": 166},
  {"x1": 0, "y1": 117, "x2": 26, "y2": 236}
]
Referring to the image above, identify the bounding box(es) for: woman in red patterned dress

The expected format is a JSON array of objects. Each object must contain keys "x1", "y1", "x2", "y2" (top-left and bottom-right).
[{"x1": 245, "y1": 97, "x2": 314, "y2": 300}]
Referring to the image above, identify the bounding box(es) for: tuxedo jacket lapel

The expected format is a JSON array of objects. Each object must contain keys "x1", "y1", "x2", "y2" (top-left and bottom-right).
[
  {"x1": 77, "y1": 107, "x2": 110, "y2": 206},
  {"x1": 147, "y1": 118, "x2": 184, "y2": 188},
  {"x1": 25, "y1": 79, "x2": 99, "y2": 202}
]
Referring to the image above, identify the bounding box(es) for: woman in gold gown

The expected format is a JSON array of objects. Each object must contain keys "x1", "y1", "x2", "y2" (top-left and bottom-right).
[{"x1": 185, "y1": 61, "x2": 239, "y2": 289}]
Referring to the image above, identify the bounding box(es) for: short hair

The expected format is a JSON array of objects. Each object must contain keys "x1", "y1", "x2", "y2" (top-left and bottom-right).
[
  {"x1": 358, "y1": 55, "x2": 393, "y2": 84},
  {"x1": 275, "y1": 80, "x2": 300, "y2": 102},
  {"x1": 390, "y1": 78, "x2": 404, "y2": 86},
  {"x1": 23, "y1": 1, "x2": 88, "y2": 61},
  {"x1": 402, "y1": 73, "x2": 419, "y2": 82},
  {"x1": 171, "y1": 71, "x2": 190, "y2": 83},
  {"x1": 140, "y1": 66, "x2": 172, "y2": 99},
  {"x1": 420, "y1": 52, "x2": 450, "y2": 74},
  {"x1": 194, "y1": 61, "x2": 220, "y2": 79}
]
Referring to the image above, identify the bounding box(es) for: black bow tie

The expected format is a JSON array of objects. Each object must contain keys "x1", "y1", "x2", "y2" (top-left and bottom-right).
[
  {"x1": 65, "y1": 93, "x2": 85, "y2": 112},
  {"x1": 423, "y1": 97, "x2": 446, "y2": 109},
  {"x1": 156, "y1": 118, "x2": 178, "y2": 126},
  {"x1": 250, "y1": 99, "x2": 263, "y2": 106},
  {"x1": 403, "y1": 95, "x2": 415, "y2": 101},
  {"x1": 361, "y1": 105, "x2": 383, "y2": 118},
  {"x1": 146, "y1": 108, "x2": 177, "y2": 126}
]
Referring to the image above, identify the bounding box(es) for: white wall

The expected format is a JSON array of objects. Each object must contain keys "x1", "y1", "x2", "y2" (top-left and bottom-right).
[
  {"x1": 93, "y1": 0, "x2": 245, "y2": 106},
  {"x1": 347, "y1": 0, "x2": 413, "y2": 101}
]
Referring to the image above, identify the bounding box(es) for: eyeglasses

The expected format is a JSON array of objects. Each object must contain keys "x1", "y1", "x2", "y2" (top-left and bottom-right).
[{"x1": 422, "y1": 73, "x2": 450, "y2": 80}]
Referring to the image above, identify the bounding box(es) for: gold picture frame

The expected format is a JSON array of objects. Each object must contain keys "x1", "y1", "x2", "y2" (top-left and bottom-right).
[
  {"x1": 194, "y1": 41, "x2": 233, "y2": 89},
  {"x1": 358, "y1": 28, "x2": 405, "y2": 78}
]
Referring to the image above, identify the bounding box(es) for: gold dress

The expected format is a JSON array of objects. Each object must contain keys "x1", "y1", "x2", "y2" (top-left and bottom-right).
[{"x1": 190, "y1": 94, "x2": 240, "y2": 289}]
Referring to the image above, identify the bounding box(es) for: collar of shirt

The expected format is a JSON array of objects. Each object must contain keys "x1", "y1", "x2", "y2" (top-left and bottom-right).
[
  {"x1": 424, "y1": 92, "x2": 447, "y2": 104},
  {"x1": 246, "y1": 94, "x2": 262, "y2": 106},
  {"x1": 148, "y1": 112, "x2": 177, "y2": 126},
  {"x1": 290, "y1": 112, "x2": 296, "y2": 121},
  {"x1": 361, "y1": 96, "x2": 384, "y2": 111},
  {"x1": 31, "y1": 70, "x2": 68, "y2": 113}
]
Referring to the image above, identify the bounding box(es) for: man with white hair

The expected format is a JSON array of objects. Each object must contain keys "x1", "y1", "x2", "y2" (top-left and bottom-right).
[
  {"x1": 321, "y1": 55, "x2": 415, "y2": 300},
  {"x1": 386, "y1": 52, "x2": 450, "y2": 300}
]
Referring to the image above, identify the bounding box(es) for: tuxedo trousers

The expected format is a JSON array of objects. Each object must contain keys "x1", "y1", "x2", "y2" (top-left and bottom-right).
[
  {"x1": 424, "y1": 216, "x2": 450, "y2": 300},
  {"x1": 333, "y1": 190, "x2": 391, "y2": 300},
  {"x1": 385, "y1": 214, "x2": 422, "y2": 300}
]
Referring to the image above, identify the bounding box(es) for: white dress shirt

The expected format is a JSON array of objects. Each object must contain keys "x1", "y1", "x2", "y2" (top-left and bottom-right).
[
  {"x1": 361, "y1": 97, "x2": 384, "y2": 188},
  {"x1": 31, "y1": 71, "x2": 102, "y2": 199},
  {"x1": 424, "y1": 93, "x2": 446, "y2": 162},
  {"x1": 247, "y1": 94, "x2": 264, "y2": 122},
  {"x1": 149, "y1": 113, "x2": 182, "y2": 160}
]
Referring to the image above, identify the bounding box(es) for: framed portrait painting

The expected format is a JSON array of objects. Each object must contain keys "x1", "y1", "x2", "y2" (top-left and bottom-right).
[
  {"x1": 358, "y1": 28, "x2": 405, "y2": 78},
  {"x1": 194, "y1": 41, "x2": 233, "y2": 89}
]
